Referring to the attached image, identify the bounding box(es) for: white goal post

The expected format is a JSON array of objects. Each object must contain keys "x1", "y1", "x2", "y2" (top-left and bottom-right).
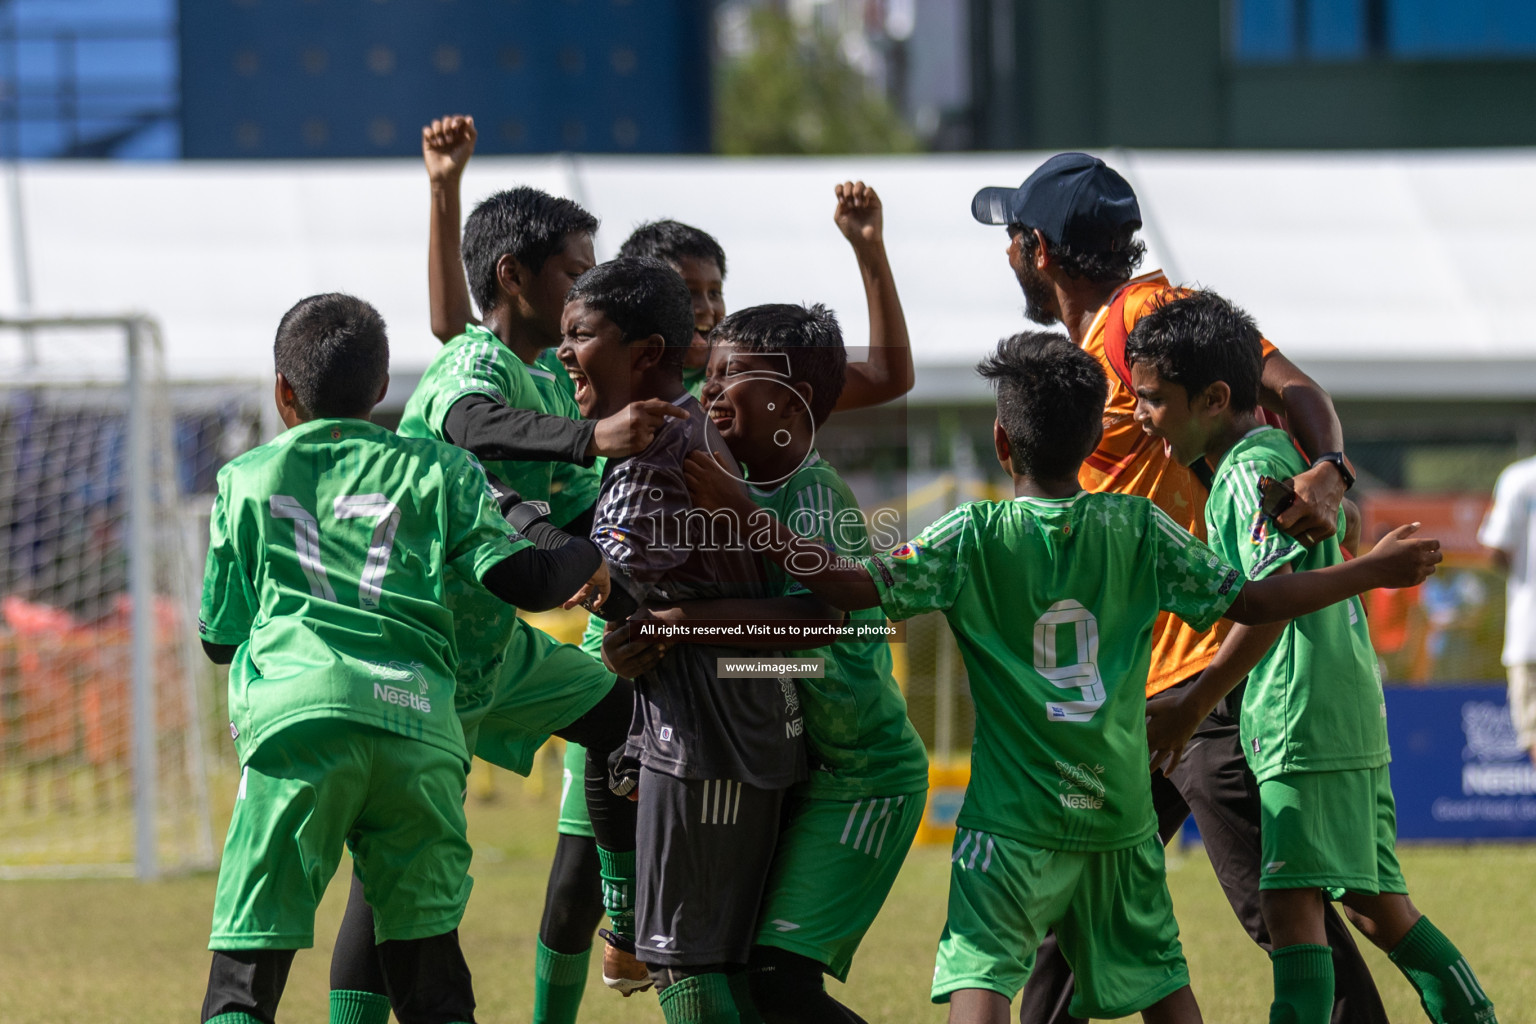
[{"x1": 0, "y1": 315, "x2": 220, "y2": 880}]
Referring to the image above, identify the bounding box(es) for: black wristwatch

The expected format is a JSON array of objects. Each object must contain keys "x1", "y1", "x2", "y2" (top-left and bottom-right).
[{"x1": 1311, "y1": 452, "x2": 1356, "y2": 491}]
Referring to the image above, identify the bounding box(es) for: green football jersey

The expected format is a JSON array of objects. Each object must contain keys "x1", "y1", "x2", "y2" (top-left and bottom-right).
[
  {"x1": 398, "y1": 338, "x2": 605, "y2": 731},
  {"x1": 398, "y1": 326, "x2": 598, "y2": 527},
  {"x1": 198, "y1": 418, "x2": 526, "y2": 766},
  {"x1": 1206, "y1": 428, "x2": 1390, "y2": 782},
  {"x1": 749, "y1": 452, "x2": 928, "y2": 799},
  {"x1": 863, "y1": 493, "x2": 1243, "y2": 852},
  {"x1": 533, "y1": 348, "x2": 601, "y2": 525},
  {"x1": 682, "y1": 364, "x2": 707, "y2": 401}
]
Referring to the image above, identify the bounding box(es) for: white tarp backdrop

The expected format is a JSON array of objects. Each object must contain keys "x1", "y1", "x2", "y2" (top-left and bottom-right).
[{"x1": 3, "y1": 148, "x2": 1533, "y2": 403}]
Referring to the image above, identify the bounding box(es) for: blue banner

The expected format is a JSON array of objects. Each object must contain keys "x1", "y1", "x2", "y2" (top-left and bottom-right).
[{"x1": 1386, "y1": 685, "x2": 1536, "y2": 840}]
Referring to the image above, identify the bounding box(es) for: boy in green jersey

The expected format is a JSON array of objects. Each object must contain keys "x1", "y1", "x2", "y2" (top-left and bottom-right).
[
  {"x1": 335, "y1": 187, "x2": 659, "y2": 1017},
  {"x1": 684, "y1": 333, "x2": 1441, "y2": 1024},
  {"x1": 644, "y1": 303, "x2": 927, "y2": 1024},
  {"x1": 1127, "y1": 291, "x2": 1497, "y2": 1024},
  {"x1": 198, "y1": 294, "x2": 609, "y2": 1024}
]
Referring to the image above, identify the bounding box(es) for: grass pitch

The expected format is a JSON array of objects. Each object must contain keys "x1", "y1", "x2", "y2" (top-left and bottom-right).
[{"x1": 1, "y1": 758, "x2": 1532, "y2": 1023}]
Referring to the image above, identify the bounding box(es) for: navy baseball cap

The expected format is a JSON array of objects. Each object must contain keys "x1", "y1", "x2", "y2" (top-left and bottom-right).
[{"x1": 971, "y1": 153, "x2": 1142, "y2": 252}]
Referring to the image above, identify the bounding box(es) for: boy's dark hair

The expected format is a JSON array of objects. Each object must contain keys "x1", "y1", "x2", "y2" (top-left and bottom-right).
[
  {"x1": 1016, "y1": 226, "x2": 1145, "y2": 285},
  {"x1": 274, "y1": 293, "x2": 389, "y2": 418},
  {"x1": 617, "y1": 219, "x2": 727, "y2": 279},
  {"x1": 710, "y1": 304, "x2": 847, "y2": 426},
  {"x1": 1124, "y1": 290, "x2": 1262, "y2": 412},
  {"x1": 462, "y1": 186, "x2": 599, "y2": 314},
  {"x1": 977, "y1": 331, "x2": 1107, "y2": 481},
  {"x1": 567, "y1": 257, "x2": 694, "y2": 369}
]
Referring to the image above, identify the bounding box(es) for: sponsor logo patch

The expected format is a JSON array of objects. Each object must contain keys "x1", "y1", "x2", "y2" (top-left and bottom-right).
[
  {"x1": 364, "y1": 659, "x2": 429, "y2": 694},
  {"x1": 1055, "y1": 760, "x2": 1105, "y2": 810},
  {"x1": 374, "y1": 682, "x2": 432, "y2": 713}
]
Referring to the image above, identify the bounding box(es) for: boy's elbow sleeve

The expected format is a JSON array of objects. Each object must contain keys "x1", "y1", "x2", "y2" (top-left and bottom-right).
[{"x1": 482, "y1": 541, "x2": 601, "y2": 611}]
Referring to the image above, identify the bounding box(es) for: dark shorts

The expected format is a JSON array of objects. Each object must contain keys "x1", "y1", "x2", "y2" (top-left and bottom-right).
[{"x1": 635, "y1": 766, "x2": 784, "y2": 967}]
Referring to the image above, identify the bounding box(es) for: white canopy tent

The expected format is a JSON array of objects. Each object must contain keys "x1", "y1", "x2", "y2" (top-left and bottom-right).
[{"x1": 0, "y1": 148, "x2": 1531, "y2": 403}]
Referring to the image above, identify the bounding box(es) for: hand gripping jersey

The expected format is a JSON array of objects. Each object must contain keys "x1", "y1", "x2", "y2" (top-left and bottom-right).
[
  {"x1": 1205, "y1": 428, "x2": 1390, "y2": 782},
  {"x1": 594, "y1": 394, "x2": 804, "y2": 789},
  {"x1": 748, "y1": 451, "x2": 927, "y2": 800},
  {"x1": 862, "y1": 493, "x2": 1242, "y2": 851},
  {"x1": 198, "y1": 418, "x2": 525, "y2": 765},
  {"x1": 1080, "y1": 271, "x2": 1278, "y2": 697}
]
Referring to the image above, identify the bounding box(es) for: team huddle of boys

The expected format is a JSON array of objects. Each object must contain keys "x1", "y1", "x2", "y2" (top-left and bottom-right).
[{"x1": 195, "y1": 119, "x2": 1496, "y2": 1024}]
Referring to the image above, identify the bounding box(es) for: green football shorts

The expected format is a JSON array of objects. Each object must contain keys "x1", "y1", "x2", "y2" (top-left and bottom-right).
[
  {"x1": 1258, "y1": 765, "x2": 1407, "y2": 895},
  {"x1": 460, "y1": 624, "x2": 615, "y2": 776},
  {"x1": 932, "y1": 829, "x2": 1189, "y2": 1020},
  {"x1": 208, "y1": 719, "x2": 472, "y2": 950},
  {"x1": 557, "y1": 740, "x2": 595, "y2": 838},
  {"x1": 755, "y1": 788, "x2": 926, "y2": 981}
]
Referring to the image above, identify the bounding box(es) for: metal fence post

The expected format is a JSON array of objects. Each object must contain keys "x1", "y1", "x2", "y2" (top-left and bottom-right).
[{"x1": 127, "y1": 318, "x2": 158, "y2": 880}]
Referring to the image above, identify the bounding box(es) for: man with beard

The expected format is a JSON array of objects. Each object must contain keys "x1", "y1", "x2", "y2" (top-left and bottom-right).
[{"x1": 970, "y1": 153, "x2": 1389, "y2": 1024}]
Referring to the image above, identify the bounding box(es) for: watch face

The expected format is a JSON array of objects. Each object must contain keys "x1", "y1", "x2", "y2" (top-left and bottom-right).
[{"x1": 1318, "y1": 453, "x2": 1354, "y2": 488}]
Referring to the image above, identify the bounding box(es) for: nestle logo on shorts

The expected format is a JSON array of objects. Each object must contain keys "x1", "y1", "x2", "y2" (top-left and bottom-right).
[{"x1": 373, "y1": 682, "x2": 431, "y2": 713}]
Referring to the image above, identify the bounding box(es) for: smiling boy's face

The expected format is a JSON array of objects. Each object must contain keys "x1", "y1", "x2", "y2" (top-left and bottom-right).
[
  {"x1": 557, "y1": 298, "x2": 638, "y2": 420},
  {"x1": 700, "y1": 340, "x2": 813, "y2": 473},
  {"x1": 1131, "y1": 361, "x2": 1215, "y2": 466},
  {"x1": 672, "y1": 254, "x2": 725, "y2": 371}
]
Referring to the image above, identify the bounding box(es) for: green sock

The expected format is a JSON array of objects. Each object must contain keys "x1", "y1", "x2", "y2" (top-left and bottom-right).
[
  {"x1": 728, "y1": 970, "x2": 766, "y2": 1024},
  {"x1": 658, "y1": 973, "x2": 740, "y2": 1024},
  {"x1": 329, "y1": 989, "x2": 391, "y2": 1024},
  {"x1": 596, "y1": 846, "x2": 637, "y2": 941},
  {"x1": 533, "y1": 939, "x2": 592, "y2": 1024},
  {"x1": 1269, "y1": 944, "x2": 1333, "y2": 1024},
  {"x1": 1389, "y1": 916, "x2": 1497, "y2": 1024},
  {"x1": 204, "y1": 1015, "x2": 266, "y2": 1024}
]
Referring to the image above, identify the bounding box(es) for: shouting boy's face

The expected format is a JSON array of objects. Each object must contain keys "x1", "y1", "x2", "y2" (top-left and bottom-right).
[{"x1": 558, "y1": 298, "x2": 640, "y2": 420}]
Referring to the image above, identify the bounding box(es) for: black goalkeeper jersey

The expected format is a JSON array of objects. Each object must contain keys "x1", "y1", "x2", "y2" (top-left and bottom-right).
[{"x1": 593, "y1": 393, "x2": 806, "y2": 789}]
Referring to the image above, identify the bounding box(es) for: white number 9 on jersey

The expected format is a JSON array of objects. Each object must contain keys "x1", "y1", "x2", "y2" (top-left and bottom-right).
[{"x1": 1034, "y1": 599, "x2": 1105, "y2": 723}]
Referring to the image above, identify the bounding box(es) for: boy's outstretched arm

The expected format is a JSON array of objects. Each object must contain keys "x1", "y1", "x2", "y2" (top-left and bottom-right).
[
  {"x1": 684, "y1": 451, "x2": 882, "y2": 611},
  {"x1": 1148, "y1": 592, "x2": 1290, "y2": 774},
  {"x1": 424, "y1": 114, "x2": 480, "y2": 343},
  {"x1": 444, "y1": 393, "x2": 688, "y2": 465},
  {"x1": 832, "y1": 182, "x2": 915, "y2": 412},
  {"x1": 1223, "y1": 522, "x2": 1439, "y2": 625}
]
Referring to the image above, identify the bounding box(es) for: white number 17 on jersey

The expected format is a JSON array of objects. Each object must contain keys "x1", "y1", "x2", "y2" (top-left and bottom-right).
[
  {"x1": 1035, "y1": 600, "x2": 1106, "y2": 723},
  {"x1": 270, "y1": 494, "x2": 401, "y2": 609}
]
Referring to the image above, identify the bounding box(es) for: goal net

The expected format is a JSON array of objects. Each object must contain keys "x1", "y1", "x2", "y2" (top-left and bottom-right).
[{"x1": 0, "y1": 316, "x2": 256, "y2": 878}]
